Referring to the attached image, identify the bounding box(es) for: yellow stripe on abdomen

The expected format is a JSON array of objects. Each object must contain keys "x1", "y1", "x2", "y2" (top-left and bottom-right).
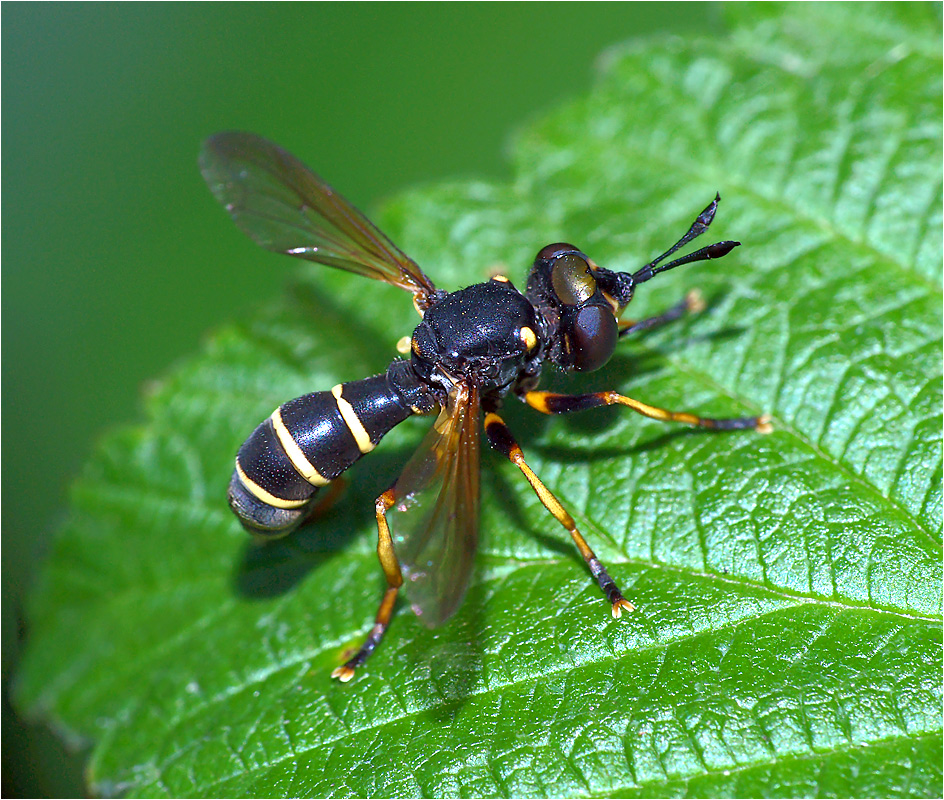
[
  {"x1": 270, "y1": 407, "x2": 330, "y2": 486},
  {"x1": 235, "y1": 460, "x2": 310, "y2": 510},
  {"x1": 332, "y1": 384, "x2": 375, "y2": 454}
]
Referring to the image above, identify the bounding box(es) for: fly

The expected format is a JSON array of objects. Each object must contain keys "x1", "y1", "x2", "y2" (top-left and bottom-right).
[{"x1": 199, "y1": 132, "x2": 771, "y2": 681}]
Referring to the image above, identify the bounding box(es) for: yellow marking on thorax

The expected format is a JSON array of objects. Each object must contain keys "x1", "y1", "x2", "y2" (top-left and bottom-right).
[
  {"x1": 235, "y1": 460, "x2": 310, "y2": 509},
  {"x1": 519, "y1": 326, "x2": 537, "y2": 351},
  {"x1": 270, "y1": 408, "x2": 330, "y2": 487},
  {"x1": 332, "y1": 384, "x2": 375, "y2": 453}
]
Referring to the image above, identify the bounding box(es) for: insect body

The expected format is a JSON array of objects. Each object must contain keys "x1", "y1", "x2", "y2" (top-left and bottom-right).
[{"x1": 200, "y1": 132, "x2": 770, "y2": 682}]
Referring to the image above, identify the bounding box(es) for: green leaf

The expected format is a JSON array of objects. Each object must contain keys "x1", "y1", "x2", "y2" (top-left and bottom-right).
[{"x1": 16, "y1": 4, "x2": 942, "y2": 797}]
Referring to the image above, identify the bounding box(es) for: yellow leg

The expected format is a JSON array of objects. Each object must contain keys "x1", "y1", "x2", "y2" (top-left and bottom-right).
[
  {"x1": 331, "y1": 488, "x2": 404, "y2": 682},
  {"x1": 483, "y1": 411, "x2": 633, "y2": 617},
  {"x1": 524, "y1": 390, "x2": 772, "y2": 433}
]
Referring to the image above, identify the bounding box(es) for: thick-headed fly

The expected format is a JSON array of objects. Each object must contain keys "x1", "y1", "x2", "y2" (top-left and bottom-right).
[{"x1": 200, "y1": 133, "x2": 771, "y2": 682}]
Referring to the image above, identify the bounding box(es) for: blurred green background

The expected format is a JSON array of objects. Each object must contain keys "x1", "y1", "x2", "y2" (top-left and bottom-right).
[{"x1": 3, "y1": 4, "x2": 724, "y2": 796}]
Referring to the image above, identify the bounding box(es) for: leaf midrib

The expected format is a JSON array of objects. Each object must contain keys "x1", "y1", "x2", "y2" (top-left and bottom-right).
[
  {"x1": 52, "y1": 520, "x2": 940, "y2": 777},
  {"x1": 169, "y1": 598, "x2": 934, "y2": 797}
]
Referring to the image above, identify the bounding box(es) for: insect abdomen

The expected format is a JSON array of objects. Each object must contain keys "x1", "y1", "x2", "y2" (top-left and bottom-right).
[{"x1": 228, "y1": 373, "x2": 416, "y2": 536}]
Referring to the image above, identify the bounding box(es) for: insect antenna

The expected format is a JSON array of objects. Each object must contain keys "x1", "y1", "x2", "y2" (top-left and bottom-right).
[
  {"x1": 631, "y1": 192, "x2": 739, "y2": 285},
  {"x1": 632, "y1": 239, "x2": 740, "y2": 284}
]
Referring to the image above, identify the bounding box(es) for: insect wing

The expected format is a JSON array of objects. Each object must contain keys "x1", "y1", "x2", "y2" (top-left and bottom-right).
[
  {"x1": 199, "y1": 132, "x2": 437, "y2": 299},
  {"x1": 390, "y1": 385, "x2": 481, "y2": 627}
]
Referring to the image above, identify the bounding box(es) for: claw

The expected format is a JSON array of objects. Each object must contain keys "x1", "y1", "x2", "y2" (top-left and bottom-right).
[
  {"x1": 756, "y1": 414, "x2": 773, "y2": 434},
  {"x1": 611, "y1": 598, "x2": 635, "y2": 618},
  {"x1": 331, "y1": 664, "x2": 356, "y2": 683}
]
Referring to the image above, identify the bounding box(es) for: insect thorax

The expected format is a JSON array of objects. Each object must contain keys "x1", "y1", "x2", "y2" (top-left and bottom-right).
[{"x1": 410, "y1": 280, "x2": 544, "y2": 394}]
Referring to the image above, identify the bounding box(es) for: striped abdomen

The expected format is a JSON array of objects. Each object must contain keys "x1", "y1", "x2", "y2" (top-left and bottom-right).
[{"x1": 228, "y1": 372, "x2": 417, "y2": 536}]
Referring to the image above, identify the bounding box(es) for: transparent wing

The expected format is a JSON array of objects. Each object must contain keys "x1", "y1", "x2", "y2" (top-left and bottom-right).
[
  {"x1": 199, "y1": 132, "x2": 437, "y2": 300},
  {"x1": 390, "y1": 384, "x2": 481, "y2": 627}
]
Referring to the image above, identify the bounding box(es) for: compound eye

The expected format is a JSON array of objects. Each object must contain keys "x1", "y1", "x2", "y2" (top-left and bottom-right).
[
  {"x1": 571, "y1": 305, "x2": 617, "y2": 372},
  {"x1": 551, "y1": 253, "x2": 596, "y2": 306},
  {"x1": 537, "y1": 242, "x2": 579, "y2": 262}
]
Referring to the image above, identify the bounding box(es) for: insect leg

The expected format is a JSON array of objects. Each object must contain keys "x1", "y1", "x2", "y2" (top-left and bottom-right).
[
  {"x1": 483, "y1": 411, "x2": 633, "y2": 618},
  {"x1": 331, "y1": 487, "x2": 403, "y2": 682},
  {"x1": 523, "y1": 390, "x2": 772, "y2": 433},
  {"x1": 618, "y1": 289, "x2": 705, "y2": 338}
]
